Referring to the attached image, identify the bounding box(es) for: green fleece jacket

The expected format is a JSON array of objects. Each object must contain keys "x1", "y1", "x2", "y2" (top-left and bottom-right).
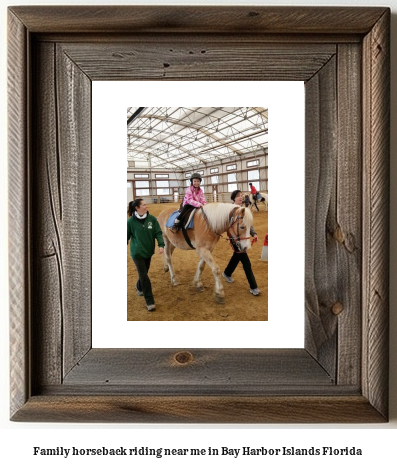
[{"x1": 127, "y1": 213, "x2": 164, "y2": 259}]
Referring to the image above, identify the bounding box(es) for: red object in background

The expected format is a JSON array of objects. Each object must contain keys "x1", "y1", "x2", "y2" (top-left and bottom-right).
[{"x1": 261, "y1": 234, "x2": 268, "y2": 261}]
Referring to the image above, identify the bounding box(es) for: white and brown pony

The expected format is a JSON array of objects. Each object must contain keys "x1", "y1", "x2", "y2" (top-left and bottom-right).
[
  {"x1": 157, "y1": 203, "x2": 253, "y2": 303},
  {"x1": 249, "y1": 192, "x2": 268, "y2": 211}
]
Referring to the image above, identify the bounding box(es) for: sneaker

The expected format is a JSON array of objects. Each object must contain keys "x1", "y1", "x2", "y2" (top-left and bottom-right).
[
  {"x1": 250, "y1": 288, "x2": 261, "y2": 296},
  {"x1": 222, "y1": 273, "x2": 234, "y2": 283},
  {"x1": 170, "y1": 222, "x2": 180, "y2": 233},
  {"x1": 136, "y1": 287, "x2": 143, "y2": 296},
  {"x1": 146, "y1": 304, "x2": 156, "y2": 311}
]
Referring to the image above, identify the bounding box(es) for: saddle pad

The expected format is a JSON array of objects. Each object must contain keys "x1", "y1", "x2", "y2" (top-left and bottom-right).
[{"x1": 165, "y1": 210, "x2": 194, "y2": 229}]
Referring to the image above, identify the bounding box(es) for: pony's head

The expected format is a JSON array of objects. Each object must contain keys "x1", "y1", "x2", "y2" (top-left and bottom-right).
[{"x1": 228, "y1": 206, "x2": 253, "y2": 253}]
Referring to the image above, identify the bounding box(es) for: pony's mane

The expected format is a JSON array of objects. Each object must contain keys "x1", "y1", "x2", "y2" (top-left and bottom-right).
[
  {"x1": 201, "y1": 203, "x2": 253, "y2": 233},
  {"x1": 243, "y1": 206, "x2": 254, "y2": 228}
]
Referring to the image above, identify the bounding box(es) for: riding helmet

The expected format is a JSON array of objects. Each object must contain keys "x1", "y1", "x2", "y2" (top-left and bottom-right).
[{"x1": 190, "y1": 172, "x2": 202, "y2": 184}]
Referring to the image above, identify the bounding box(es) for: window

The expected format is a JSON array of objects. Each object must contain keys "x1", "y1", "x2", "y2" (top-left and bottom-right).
[
  {"x1": 227, "y1": 173, "x2": 237, "y2": 192},
  {"x1": 228, "y1": 173, "x2": 237, "y2": 183},
  {"x1": 197, "y1": 170, "x2": 204, "y2": 175},
  {"x1": 210, "y1": 168, "x2": 219, "y2": 174},
  {"x1": 136, "y1": 189, "x2": 150, "y2": 196},
  {"x1": 134, "y1": 173, "x2": 149, "y2": 178},
  {"x1": 248, "y1": 170, "x2": 260, "y2": 181},
  {"x1": 211, "y1": 175, "x2": 219, "y2": 184},
  {"x1": 156, "y1": 188, "x2": 170, "y2": 196},
  {"x1": 156, "y1": 180, "x2": 170, "y2": 195},
  {"x1": 247, "y1": 160, "x2": 259, "y2": 167},
  {"x1": 185, "y1": 173, "x2": 191, "y2": 178},
  {"x1": 228, "y1": 183, "x2": 238, "y2": 192},
  {"x1": 127, "y1": 182, "x2": 132, "y2": 188},
  {"x1": 248, "y1": 170, "x2": 260, "y2": 191},
  {"x1": 135, "y1": 180, "x2": 149, "y2": 188},
  {"x1": 226, "y1": 164, "x2": 237, "y2": 171},
  {"x1": 155, "y1": 174, "x2": 169, "y2": 178}
]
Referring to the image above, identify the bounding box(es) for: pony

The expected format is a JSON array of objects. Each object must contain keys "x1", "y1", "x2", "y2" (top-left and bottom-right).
[
  {"x1": 249, "y1": 192, "x2": 268, "y2": 211},
  {"x1": 157, "y1": 203, "x2": 253, "y2": 304}
]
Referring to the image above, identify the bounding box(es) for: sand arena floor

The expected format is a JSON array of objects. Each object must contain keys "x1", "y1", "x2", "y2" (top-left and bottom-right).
[{"x1": 127, "y1": 202, "x2": 268, "y2": 321}]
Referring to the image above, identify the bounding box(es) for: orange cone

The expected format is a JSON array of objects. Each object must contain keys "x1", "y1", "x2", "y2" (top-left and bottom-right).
[{"x1": 261, "y1": 234, "x2": 268, "y2": 261}]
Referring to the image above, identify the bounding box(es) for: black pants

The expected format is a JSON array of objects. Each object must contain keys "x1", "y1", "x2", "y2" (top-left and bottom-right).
[
  {"x1": 177, "y1": 204, "x2": 195, "y2": 224},
  {"x1": 224, "y1": 252, "x2": 257, "y2": 289},
  {"x1": 132, "y1": 257, "x2": 154, "y2": 305},
  {"x1": 252, "y1": 194, "x2": 259, "y2": 211}
]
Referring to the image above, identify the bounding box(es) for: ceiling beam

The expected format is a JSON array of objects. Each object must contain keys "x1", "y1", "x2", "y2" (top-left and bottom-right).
[{"x1": 127, "y1": 107, "x2": 146, "y2": 126}]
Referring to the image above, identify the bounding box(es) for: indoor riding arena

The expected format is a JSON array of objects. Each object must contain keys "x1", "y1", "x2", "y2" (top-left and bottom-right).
[{"x1": 127, "y1": 107, "x2": 268, "y2": 322}]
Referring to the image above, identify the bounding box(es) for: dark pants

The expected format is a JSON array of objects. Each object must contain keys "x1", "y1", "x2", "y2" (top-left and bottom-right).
[
  {"x1": 224, "y1": 252, "x2": 257, "y2": 289},
  {"x1": 132, "y1": 257, "x2": 154, "y2": 305},
  {"x1": 177, "y1": 204, "x2": 195, "y2": 224},
  {"x1": 252, "y1": 194, "x2": 259, "y2": 211}
]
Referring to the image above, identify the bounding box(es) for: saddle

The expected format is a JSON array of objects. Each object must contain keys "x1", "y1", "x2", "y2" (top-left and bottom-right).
[
  {"x1": 165, "y1": 207, "x2": 197, "y2": 249},
  {"x1": 178, "y1": 202, "x2": 196, "y2": 228},
  {"x1": 165, "y1": 209, "x2": 194, "y2": 230}
]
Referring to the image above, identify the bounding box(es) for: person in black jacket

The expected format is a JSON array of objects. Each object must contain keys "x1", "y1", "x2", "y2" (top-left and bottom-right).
[{"x1": 222, "y1": 190, "x2": 261, "y2": 296}]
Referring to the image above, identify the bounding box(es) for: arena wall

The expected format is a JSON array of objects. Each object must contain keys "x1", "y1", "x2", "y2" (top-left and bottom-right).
[{"x1": 127, "y1": 148, "x2": 268, "y2": 204}]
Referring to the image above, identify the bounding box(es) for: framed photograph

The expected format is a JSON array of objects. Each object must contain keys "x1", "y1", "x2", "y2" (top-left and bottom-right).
[
  {"x1": 8, "y1": 6, "x2": 390, "y2": 423},
  {"x1": 122, "y1": 101, "x2": 273, "y2": 324},
  {"x1": 94, "y1": 83, "x2": 303, "y2": 344}
]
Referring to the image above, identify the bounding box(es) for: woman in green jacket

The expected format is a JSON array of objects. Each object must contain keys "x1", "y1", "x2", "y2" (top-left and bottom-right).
[{"x1": 127, "y1": 199, "x2": 164, "y2": 312}]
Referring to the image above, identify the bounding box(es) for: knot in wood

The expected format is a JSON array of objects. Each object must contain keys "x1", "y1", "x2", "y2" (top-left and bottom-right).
[
  {"x1": 333, "y1": 225, "x2": 344, "y2": 244},
  {"x1": 174, "y1": 351, "x2": 194, "y2": 365},
  {"x1": 331, "y1": 302, "x2": 344, "y2": 316}
]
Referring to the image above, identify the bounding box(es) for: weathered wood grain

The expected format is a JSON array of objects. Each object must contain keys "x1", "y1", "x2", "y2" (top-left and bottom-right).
[
  {"x1": 8, "y1": 9, "x2": 29, "y2": 419},
  {"x1": 11, "y1": 396, "x2": 385, "y2": 424},
  {"x1": 31, "y1": 41, "x2": 92, "y2": 387},
  {"x1": 8, "y1": 6, "x2": 390, "y2": 423},
  {"x1": 335, "y1": 44, "x2": 362, "y2": 386},
  {"x1": 59, "y1": 43, "x2": 336, "y2": 82},
  {"x1": 56, "y1": 45, "x2": 92, "y2": 377},
  {"x1": 362, "y1": 9, "x2": 390, "y2": 419},
  {"x1": 32, "y1": 42, "x2": 63, "y2": 388},
  {"x1": 34, "y1": 33, "x2": 363, "y2": 45},
  {"x1": 304, "y1": 56, "x2": 338, "y2": 377},
  {"x1": 9, "y1": 6, "x2": 387, "y2": 34},
  {"x1": 62, "y1": 349, "x2": 333, "y2": 389}
]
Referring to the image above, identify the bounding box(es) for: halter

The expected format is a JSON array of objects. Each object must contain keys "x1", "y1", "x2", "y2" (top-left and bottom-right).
[{"x1": 226, "y1": 207, "x2": 251, "y2": 253}]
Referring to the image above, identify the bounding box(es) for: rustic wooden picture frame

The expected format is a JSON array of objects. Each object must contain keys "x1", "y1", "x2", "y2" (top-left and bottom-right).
[{"x1": 8, "y1": 6, "x2": 390, "y2": 423}]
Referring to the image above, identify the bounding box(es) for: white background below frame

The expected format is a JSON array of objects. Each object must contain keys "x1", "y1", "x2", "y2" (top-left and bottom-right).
[{"x1": 92, "y1": 81, "x2": 304, "y2": 348}]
